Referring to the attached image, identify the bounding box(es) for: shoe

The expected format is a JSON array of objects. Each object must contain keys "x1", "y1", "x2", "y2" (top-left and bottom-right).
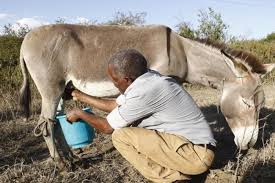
[{"x1": 173, "y1": 180, "x2": 190, "y2": 183}]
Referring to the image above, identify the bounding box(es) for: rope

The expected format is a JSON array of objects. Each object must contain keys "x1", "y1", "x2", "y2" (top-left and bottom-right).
[{"x1": 33, "y1": 118, "x2": 56, "y2": 137}]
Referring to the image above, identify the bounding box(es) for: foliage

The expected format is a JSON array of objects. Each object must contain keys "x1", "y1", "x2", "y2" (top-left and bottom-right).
[
  {"x1": 0, "y1": 36, "x2": 23, "y2": 90},
  {"x1": 2, "y1": 23, "x2": 31, "y2": 38},
  {"x1": 196, "y1": 7, "x2": 229, "y2": 41},
  {"x1": 177, "y1": 7, "x2": 229, "y2": 42},
  {"x1": 106, "y1": 11, "x2": 147, "y2": 25},
  {"x1": 176, "y1": 22, "x2": 195, "y2": 39},
  {"x1": 263, "y1": 32, "x2": 275, "y2": 42},
  {"x1": 0, "y1": 36, "x2": 23, "y2": 68},
  {"x1": 229, "y1": 39, "x2": 275, "y2": 81},
  {"x1": 230, "y1": 40, "x2": 275, "y2": 64},
  {"x1": 55, "y1": 17, "x2": 67, "y2": 24}
]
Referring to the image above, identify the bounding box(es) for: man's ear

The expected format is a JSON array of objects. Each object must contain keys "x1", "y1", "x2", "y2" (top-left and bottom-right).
[
  {"x1": 124, "y1": 76, "x2": 135, "y2": 82},
  {"x1": 261, "y1": 63, "x2": 275, "y2": 78},
  {"x1": 123, "y1": 77, "x2": 132, "y2": 84}
]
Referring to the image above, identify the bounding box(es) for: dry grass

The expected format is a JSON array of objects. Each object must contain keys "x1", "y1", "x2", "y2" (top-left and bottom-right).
[{"x1": 0, "y1": 83, "x2": 275, "y2": 183}]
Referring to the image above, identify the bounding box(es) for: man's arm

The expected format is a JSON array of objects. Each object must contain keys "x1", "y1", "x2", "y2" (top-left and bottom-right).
[
  {"x1": 72, "y1": 90, "x2": 117, "y2": 113},
  {"x1": 66, "y1": 108, "x2": 114, "y2": 134}
]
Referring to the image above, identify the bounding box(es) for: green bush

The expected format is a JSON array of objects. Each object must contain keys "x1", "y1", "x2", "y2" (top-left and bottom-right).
[
  {"x1": 230, "y1": 40, "x2": 275, "y2": 64},
  {"x1": 176, "y1": 7, "x2": 229, "y2": 42},
  {"x1": 264, "y1": 32, "x2": 275, "y2": 42},
  {"x1": 0, "y1": 36, "x2": 23, "y2": 91},
  {"x1": 0, "y1": 36, "x2": 23, "y2": 68},
  {"x1": 229, "y1": 40, "x2": 275, "y2": 81}
]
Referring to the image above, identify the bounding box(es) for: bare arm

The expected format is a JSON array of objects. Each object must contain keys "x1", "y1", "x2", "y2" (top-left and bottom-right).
[
  {"x1": 67, "y1": 108, "x2": 114, "y2": 134},
  {"x1": 72, "y1": 90, "x2": 118, "y2": 113}
]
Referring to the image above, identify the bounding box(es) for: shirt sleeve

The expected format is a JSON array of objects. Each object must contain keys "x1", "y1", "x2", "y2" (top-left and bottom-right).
[
  {"x1": 107, "y1": 90, "x2": 155, "y2": 128},
  {"x1": 117, "y1": 92, "x2": 154, "y2": 124},
  {"x1": 116, "y1": 94, "x2": 126, "y2": 105},
  {"x1": 106, "y1": 107, "x2": 130, "y2": 129}
]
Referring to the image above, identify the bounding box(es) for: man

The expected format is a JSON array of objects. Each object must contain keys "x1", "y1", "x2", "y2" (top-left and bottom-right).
[{"x1": 67, "y1": 49, "x2": 216, "y2": 183}]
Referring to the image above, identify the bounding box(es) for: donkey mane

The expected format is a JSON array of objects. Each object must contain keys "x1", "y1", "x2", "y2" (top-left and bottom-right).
[{"x1": 194, "y1": 38, "x2": 266, "y2": 74}]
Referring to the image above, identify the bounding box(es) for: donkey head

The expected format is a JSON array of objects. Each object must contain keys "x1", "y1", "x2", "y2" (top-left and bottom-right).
[{"x1": 219, "y1": 49, "x2": 275, "y2": 150}]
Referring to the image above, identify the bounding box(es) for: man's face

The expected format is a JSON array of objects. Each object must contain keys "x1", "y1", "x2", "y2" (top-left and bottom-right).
[{"x1": 107, "y1": 64, "x2": 132, "y2": 94}]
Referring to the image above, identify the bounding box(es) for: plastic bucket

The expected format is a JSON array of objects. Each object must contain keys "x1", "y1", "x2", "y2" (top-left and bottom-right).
[{"x1": 56, "y1": 107, "x2": 95, "y2": 149}]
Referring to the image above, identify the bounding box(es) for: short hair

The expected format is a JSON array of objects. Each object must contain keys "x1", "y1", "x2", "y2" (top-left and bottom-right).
[{"x1": 108, "y1": 49, "x2": 148, "y2": 80}]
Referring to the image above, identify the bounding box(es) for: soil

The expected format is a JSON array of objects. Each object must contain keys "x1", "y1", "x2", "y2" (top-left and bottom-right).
[{"x1": 1, "y1": 84, "x2": 275, "y2": 183}]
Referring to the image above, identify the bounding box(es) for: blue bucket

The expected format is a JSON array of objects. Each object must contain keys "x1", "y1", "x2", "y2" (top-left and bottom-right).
[{"x1": 56, "y1": 107, "x2": 95, "y2": 149}]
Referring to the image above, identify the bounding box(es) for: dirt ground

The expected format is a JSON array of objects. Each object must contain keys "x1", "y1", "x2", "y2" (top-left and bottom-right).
[{"x1": 1, "y1": 83, "x2": 275, "y2": 183}]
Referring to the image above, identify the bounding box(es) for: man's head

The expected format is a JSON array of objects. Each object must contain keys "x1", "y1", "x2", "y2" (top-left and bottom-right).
[{"x1": 107, "y1": 49, "x2": 148, "y2": 93}]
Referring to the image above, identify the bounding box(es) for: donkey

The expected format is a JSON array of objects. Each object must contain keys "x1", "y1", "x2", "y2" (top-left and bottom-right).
[{"x1": 19, "y1": 24, "x2": 275, "y2": 167}]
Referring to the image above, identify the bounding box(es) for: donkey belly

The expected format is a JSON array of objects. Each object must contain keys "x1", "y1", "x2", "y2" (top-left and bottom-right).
[{"x1": 67, "y1": 75, "x2": 119, "y2": 97}]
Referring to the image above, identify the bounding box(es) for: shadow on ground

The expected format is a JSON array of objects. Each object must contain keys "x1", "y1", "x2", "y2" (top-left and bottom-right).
[
  {"x1": 240, "y1": 107, "x2": 275, "y2": 183},
  {"x1": 254, "y1": 107, "x2": 275, "y2": 149},
  {"x1": 241, "y1": 160, "x2": 275, "y2": 183},
  {"x1": 201, "y1": 105, "x2": 237, "y2": 168},
  {"x1": 191, "y1": 105, "x2": 275, "y2": 182},
  {"x1": 0, "y1": 118, "x2": 48, "y2": 169}
]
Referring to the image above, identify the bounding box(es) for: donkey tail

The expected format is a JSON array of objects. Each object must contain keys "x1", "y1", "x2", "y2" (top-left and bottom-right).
[{"x1": 19, "y1": 49, "x2": 31, "y2": 119}]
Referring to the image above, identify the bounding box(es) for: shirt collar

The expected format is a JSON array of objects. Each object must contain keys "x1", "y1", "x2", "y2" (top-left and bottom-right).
[{"x1": 123, "y1": 69, "x2": 159, "y2": 95}]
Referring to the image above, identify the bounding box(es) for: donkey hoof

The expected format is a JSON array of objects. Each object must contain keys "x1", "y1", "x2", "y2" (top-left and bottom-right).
[
  {"x1": 43, "y1": 157, "x2": 71, "y2": 172},
  {"x1": 43, "y1": 157, "x2": 55, "y2": 167}
]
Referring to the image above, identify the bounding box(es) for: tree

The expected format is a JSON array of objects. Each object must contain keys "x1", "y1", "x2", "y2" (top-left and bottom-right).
[
  {"x1": 264, "y1": 32, "x2": 275, "y2": 42},
  {"x1": 2, "y1": 24, "x2": 16, "y2": 36},
  {"x1": 55, "y1": 17, "x2": 66, "y2": 24},
  {"x1": 176, "y1": 7, "x2": 229, "y2": 42},
  {"x1": 176, "y1": 22, "x2": 195, "y2": 39},
  {"x1": 196, "y1": 7, "x2": 229, "y2": 41},
  {"x1": 0, "y1": 35, "x2": 23, "y2": 68},
  {"x1": 106, "y1": 11, "x2": 146, "y2": 26},
  {"x1": 2, "y1": 23, "x2": 30, "y2": 38}
]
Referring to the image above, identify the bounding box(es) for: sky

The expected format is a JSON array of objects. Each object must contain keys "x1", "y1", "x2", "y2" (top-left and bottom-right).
[{"x1": 0, "y1": 0, "x2": 274, "y2": 39}]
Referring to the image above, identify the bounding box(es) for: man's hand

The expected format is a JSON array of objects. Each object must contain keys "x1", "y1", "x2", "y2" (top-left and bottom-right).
[
  {"x1": 66, "y1": 108, "x2": 82, "y2": 123},
  {"x1": 66, "y1": 108, "x2": 114, "y2": 134},
  {"x1": 63, "y1": 82, "x2": 117, "y2": 113},
  {"x1": 71, "y1": 90, "x2": 82, "y2": 101}
]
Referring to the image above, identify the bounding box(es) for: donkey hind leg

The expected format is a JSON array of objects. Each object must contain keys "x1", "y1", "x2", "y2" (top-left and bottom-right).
[
  {"x1": 39, "y1": 97, "x2": 65, "y2": 168},
  {"x1": 39, "y1": 97, "x2": 76, "y2": 170},
  {"x1": 41, "y1": 97, "x2": 80, "y2": 170},
  {"x1": 55, "y1": 97, "x2": 74, "y2": 159}
]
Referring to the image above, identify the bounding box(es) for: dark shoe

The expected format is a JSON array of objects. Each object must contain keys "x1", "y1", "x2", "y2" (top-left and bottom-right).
[{"x1": 173, "y1": 180, "x2": 191, "y2": 183}]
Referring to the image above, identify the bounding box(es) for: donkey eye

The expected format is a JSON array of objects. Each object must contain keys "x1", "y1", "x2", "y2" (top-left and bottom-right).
[{"x1": 242, "y1": 98, "x2": 253, "y2": 108}]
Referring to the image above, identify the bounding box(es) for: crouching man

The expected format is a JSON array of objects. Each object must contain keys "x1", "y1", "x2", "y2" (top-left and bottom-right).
[{"x1": 66, "y1": 49, "x2": 216, "y2": 183}]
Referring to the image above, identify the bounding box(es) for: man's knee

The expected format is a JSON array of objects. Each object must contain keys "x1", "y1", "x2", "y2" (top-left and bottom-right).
[
  {"x1": 112, "y1": 128, "x2": 129, "y2": 147},
  {"x1": 112, "y1": 128, "x2": 123, "y2": 142}
]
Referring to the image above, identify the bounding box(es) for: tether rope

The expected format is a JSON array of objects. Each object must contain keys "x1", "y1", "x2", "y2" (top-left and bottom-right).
[{"x1": 33, "y1": 118, "x2": 56, "y2": 137}]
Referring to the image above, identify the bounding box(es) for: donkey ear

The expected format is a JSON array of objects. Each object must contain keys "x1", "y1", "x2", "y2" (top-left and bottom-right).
[
  {"x1": 263, "y1": 63, "x2": 275, "y2": 73},
  {"x1": 261, "y1": 63, "x2": 275, "y2": 78},
  {"x1": 221, "y1": 49, "x2": 248, "y2": 77}
]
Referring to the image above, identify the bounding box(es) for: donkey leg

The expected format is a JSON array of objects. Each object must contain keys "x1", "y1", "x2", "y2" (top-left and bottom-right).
[
  {"x1": 54, "y1": 98, "x2": 79, "y2": 162},
  {"x1": 40, "y1": 97, "x2": 65, "y2": 168}
]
